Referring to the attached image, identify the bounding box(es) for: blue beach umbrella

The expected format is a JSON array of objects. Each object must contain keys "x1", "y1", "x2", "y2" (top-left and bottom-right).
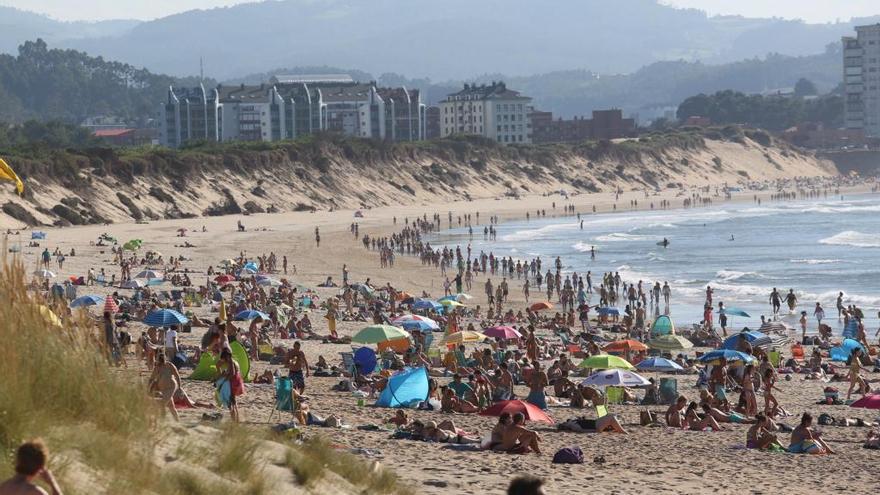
[
  {"x1": 597, "y1": 307, "x2": 623, "y2": 316},
  {"x1": 412, "y1": 299, "x2": 443, "y2": 312},
  {"x1": 698, "y1": 349, "x2": 756, "y2": 364},
  {"x1": 830, "y1": 339, "x2": 867, "y2": 362},
  {"x1": 721, "y1": 330, "x2": 772, "y2": 350},
  {"x1": 398, "y1": 319, "x2": 440, "y2": 332},
  {"x1": 70, "y1": 295, "x2": 105, "y2": 308},
  {"x1": 143, "y1": 309, "x2": 189, "y2": 327},
  {"x1": 235, "y1": 309, "x2": 270, "y2": 321},
  {"x1": 719, "y1": 307, "x2": 750, "y2": 318},
  {"x1": 636, "y1": 357, "x2": 684, "y2": 372}
]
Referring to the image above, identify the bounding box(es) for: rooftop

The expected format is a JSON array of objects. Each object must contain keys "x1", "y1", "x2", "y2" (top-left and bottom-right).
[
  {"x1": 271, "y1": 74, "x2": 354, "y2": 84},
  {"x1": 93, "y1": 128, "x2": 135, "y2": 137},
  {"x1": 446, "y1": 82, "x2": 529, "y2": 101}
]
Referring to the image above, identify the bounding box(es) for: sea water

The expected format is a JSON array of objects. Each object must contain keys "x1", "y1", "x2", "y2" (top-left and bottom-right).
[{"x1": 430, "y1": 193, "x2": 880, "y2": 335}]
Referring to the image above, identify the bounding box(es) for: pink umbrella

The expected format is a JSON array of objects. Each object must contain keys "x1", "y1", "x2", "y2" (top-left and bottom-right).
[
  {"x1": 850, "y1": 393, "x2": 880, "y2": 409},
  {"x1": 483, "y1": 326, "x2": 522, "y2": 340},
  {"x1": 391, "y1": 314, "x2": 432, "y2": 323}
]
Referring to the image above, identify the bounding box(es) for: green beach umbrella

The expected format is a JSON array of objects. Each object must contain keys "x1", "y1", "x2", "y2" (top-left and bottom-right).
[
  {"x1": 123, "y1": 239, "x2": 143, "y2": 251},
  {"x1": 578, "y1": 354, "x2": 634, "y2": 370},
  {"x1": 648, "y1": 334, "x2": 694, "y2": 351},
  {"x1": 352, "y1": 324, "x2": 410, "y2": 344}
]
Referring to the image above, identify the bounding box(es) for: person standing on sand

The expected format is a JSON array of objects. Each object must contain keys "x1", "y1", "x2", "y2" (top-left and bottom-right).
[
  {"x1": 525, "y1": 361, "x2": 548, "y2": 410},
  {"x1": 813, "y1": 302, "x2": 825, "y2": 327},
  {"x1": 522, "y1": 278, "x2": 530, "y2": 302},
  {"x1": 314, "y1": 227, "x2": 320, "y2": 247},
  {"x1": 216, "y1": 348, "x2": 242, "y2": 423},
  {"x1": 0, "y1": 439, "x2": 63, "y2": 495},
  {"x1": 149, "y1": 352, "x2": 181, "y2": 422},
  {"x1": 282, "y1": 256, "x2": 288, "y2": 275},
  {"x1": 288, "y1": 341, "x2": 309, "y2": 393}
]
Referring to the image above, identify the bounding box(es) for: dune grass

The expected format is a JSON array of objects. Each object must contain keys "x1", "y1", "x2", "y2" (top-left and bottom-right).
[{"x1": 284, "y1": 436, "x2": 413, "y2": 494}]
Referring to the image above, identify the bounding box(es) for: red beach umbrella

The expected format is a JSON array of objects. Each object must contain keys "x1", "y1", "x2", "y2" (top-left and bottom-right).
[
  {"x1": 479, "y1": 400, "x2": 553, "y2": 424},
  {"x1": 529, "y1": 301, "x2": 553, "y2": 312},
  {"x1": 850, "y1": 393, "x2": 880, "y2": 410},
  {"x1": 103, "y1": 295, "x2": 119, "y2": 314}
]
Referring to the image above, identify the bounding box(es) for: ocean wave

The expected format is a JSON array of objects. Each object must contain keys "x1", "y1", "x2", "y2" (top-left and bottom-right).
[
  {"x1": 714, "y1": 270, "x2": 764, "y2": 281},
  {"x1": 789, "y1": 258, "x2": 841, "y2": 265},
  {"x1": 595, "y1": 233, "x2": 658, "y2": 242},
  {"x1": 572, "y1": 242, "x2": 595, "y2": 253},
  {"x1": 818, "y1": 231, "x2": 880, "y2": 248},
  {"x1": 501, "y1": 223, "x2": 578, "y2": 242},
  {"x1": 616, "y1": 264, "x2": 660, "y2": 283}
]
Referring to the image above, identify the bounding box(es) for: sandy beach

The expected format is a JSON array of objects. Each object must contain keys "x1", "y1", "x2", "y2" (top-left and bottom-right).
[{"x1": 15, "y1": 180, "x2": 880, "y2": 494}]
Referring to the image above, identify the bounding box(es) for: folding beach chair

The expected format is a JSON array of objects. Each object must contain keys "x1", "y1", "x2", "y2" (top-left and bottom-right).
[
  {"x1": 659, "y1": 377, "x2": 678, "y2": 405},
  {"x1": 596, "y1": 404, "x2": 609, "y2": 418},
  {"x1": 768, "y1": 350, "x2": 781, "y2": 368},
  {"x1": 340, "y1": 351, "x2": 355, "y2": 374},
  {"x1": 605, "y1": 386, "x2": 624, "y2": 405},
  {"x1": 791, "y1": 344, "x2": 805, "y2": 361}
]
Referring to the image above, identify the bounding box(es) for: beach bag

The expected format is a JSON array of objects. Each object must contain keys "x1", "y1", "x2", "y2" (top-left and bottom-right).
[{"x1": 552, "y1": 446, "x2": 584, "y2": 464}]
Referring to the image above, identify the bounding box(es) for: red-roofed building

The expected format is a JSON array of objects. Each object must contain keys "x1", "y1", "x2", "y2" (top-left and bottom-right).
[{"x1": 93, "y1": 128, "x2": 157, "y2": 147}]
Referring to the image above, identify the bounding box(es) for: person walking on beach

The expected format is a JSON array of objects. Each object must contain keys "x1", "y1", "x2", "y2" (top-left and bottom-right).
[
  {"x1": 813, "y1": 302, "x2": 825, "y2": 327},
  {"x1": 288, "y1": 341, "x2": 309, "y2": 393},
  {"x1": 315, "y1": 227, "x2": 320, "y2": 247},
  {"x1": 836, "y1": 292, "x2": 845, "y2": 319},
  {"x1": 0, "y1": 439, "x2": 63, "y2": 495},
  {"x1": 522, "y1": 278, "x2": 530, "y2": 302},
  {"x1": 785, "y1": 289, "x2": 798, "y2": 314},
  {"x1": 769, "y1": 288, "x2": 781, "y2": 318}
]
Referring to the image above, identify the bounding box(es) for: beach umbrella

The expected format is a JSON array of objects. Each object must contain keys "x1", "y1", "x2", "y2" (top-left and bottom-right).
[
  {"x1": 122, "y1": 239, "x2": 142, "y2": 251},
  {"x1": 235, "y1": 309, "x2": 269, "y2": 321},
  {"x1": 243, "y1": 261, "x2": 258, "y2": 271},
  {"x1": 443, "y1": 331, "x2": 486, "y2": 345},
  {"x1": 759, "y1": 321, "x2": 793, "y2": 334},
  {"x1": 597, "y1": 306, "x2": 623, "y2": 316},
  {"x1": 103, "y1": 296, "x2": 119, "y2": 314},
  {"x1": 70, "y1": 294, "x2": 105, "y2": 308},
  {"x1": 698, "y1": 349, "x2": 756, "y2": 364},
  {"x1": 143, "y1": 309, "x2": 189, "y2": 327},
  {"x1": 603, "y1": 339, "x2": 648, "y2": 353},
  {"x1": 579, "y1": 354, "x2": 634, "y2": 370},
  {"x1": 392, "y1": 314, "x2": 435, "y2": 324},
  {"x1": 352, "y1": 324, "x2": 410, "y2": 344},
  {"x1": 438, "y1": 299, "x2": 464, "y2": 307},
  {"x1": 647, "y1": 334, "x2": 693, "y2": 351},
  {"x1": 479, "y1": 400, "x2": 553, "y2": 424},
  {"x1": 483, "y1": 325, "x2": 522, "y2": 340},
  {"x1": 439, "y1": 293, "x2": 472, "y2": 303},
  {"x1": 215, "y1": 274, "x2": 235, "y2": 285},
  {"x1": 721, "y1": 330, "x2": 772, "y2": 351},
  {"x1": 121, "y1": 279, "x2": 146, "y2": 289},
  {"x1": 850, "y1": 394, "x2": 880, "y2": 410},
  {"x1": 257, "y1": 278, "x2": 282, "y2": 287},
  {"x1": 719, "y1": 307, "x2": 750, "y2": 318},
  {"x1": 581, "y1": 369, "x2": 650, "y2": 388},
  {"x1": 636, "y1": 357, "x2": 684, "y2": 372},
  {"x1": 135, "y1": 269, "x2": 163, "y2": 280},
  {"x1": 830, "y1": 339, "x2": 867, "y2": 362},
  {"x1": 529, "y1": 301, "x2": 553, "y2": 312},
  {"x1": 412, "y1": 299, "x2": 443, "y2": 312},
  {"x1": 578, "y1": 354, "x2": 635, "y2": 370},
  {"x1": 375, "y1": 367, "x2": 429, "y2": 408},
  {"x1": 33, "y1": 269, "x2": 56, "y2": 279},
  {"x1": 398, "y1": 319, "x2": 440, "y2": 332}
]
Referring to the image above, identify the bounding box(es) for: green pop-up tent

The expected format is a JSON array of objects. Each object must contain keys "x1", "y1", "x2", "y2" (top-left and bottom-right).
[{"x1": 190, "y1": 341, "x2": 251, "y2": 382}]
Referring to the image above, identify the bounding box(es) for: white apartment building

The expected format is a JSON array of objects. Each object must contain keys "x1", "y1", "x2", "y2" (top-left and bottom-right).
[
  {"x1": 439, "y1": 82, "x2": 532, "y2": 144},
  {"x1": 843, "y1": 24, "x2": 880, "y2": 137}
]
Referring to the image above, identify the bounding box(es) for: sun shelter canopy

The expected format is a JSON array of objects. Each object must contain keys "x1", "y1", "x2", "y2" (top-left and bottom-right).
[
  {"x1": 375, "y1": 367, "x2": 428, "y2": 408},
  {"x1": 830, "y1": 339, "x2": 866, "y2": 362},
  {"x1": 652, "y1": 315, "x2": 675, "y2": 336}
]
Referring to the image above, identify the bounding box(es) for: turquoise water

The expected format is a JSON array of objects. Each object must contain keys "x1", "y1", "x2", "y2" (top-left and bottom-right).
[{"x1": 431, "y1": 193, "x2": 880, "y2": 334}]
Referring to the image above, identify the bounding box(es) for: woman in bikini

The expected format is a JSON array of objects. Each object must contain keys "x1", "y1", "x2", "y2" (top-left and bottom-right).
[
  {"x1": 739, "y1": 364, "x2": 758, "y2": 417},
  {"x1": 683, "y1": 401, "x2": 724, "y2": 431},
  {"x1": 149, "y1": 352, "x2": 181, "y2": 421},
  {"x1": 847, "y1": 348, "x2": 869, "y2": 400},
  {"x1": 763, "y1": 368, "x2": 780, "y2": 417}
]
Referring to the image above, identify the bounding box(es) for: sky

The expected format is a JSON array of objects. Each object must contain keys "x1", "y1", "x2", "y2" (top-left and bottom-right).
[{"x1": 0, "y1": 0, "x2": 877, "y2": 23}]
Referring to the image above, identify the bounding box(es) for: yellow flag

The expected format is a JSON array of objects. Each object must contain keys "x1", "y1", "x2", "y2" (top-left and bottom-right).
[{"x1": 0, "y1": 157, "x2": 24, "y2": 195}]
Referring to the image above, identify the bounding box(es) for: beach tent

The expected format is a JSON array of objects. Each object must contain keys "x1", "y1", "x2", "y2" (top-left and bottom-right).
[
  {"x1": 375, "y1": 367, "x2": 428, "y2": 408},
  {"x1": 721, "y1": 330, "x2": 772, "y2": 351},
  {"x1": 31, "y1": 231, "x2": 46, "y2": 240},
  {"x1": 843, "y1": 320, "x2": 858, "y2": 339},
  {"x1": 651, "y1": 315, "x2": 675, "y2": 336},
  {"x1": 830, "y1": 338, "x2": 867, "y2": 362},
  {"x1": 190, "y1": 341, "x2": 251, "y2": 382},
  {"x1": 648, "y1": 334, "x2": 693, "y2": 351}
]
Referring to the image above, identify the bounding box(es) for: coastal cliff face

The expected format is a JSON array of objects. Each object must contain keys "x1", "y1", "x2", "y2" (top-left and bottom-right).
[{"x1": 0, "y1": 130, "x2": 837, "y2": 228}]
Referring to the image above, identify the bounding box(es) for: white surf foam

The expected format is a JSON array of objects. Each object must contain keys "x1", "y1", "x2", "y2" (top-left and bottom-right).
[{"x1": 819, "y1": 231, "x2": 880, "y2": 248}]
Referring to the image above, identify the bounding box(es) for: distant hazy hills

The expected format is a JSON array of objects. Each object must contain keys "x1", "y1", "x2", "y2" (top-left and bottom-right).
[{"x1": 3, "y1": 0, "x2": 877, "y2": 81}]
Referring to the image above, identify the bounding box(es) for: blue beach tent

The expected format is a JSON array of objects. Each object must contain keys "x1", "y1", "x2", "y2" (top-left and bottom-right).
[
  {"x1": 375, "y1": 367, "x2": 428, "y2": 408},
  {"x1": 830, "y1": 338, "x2": 867, "y2": 362}
]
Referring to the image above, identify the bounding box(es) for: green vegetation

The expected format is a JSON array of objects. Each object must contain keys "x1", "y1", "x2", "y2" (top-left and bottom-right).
[
  {"x1": 676, "y1": 89, "x2": 843, "y2": 131},
  {"x1": 0, "y1": 39, "x2": 208, "y2": 124}
]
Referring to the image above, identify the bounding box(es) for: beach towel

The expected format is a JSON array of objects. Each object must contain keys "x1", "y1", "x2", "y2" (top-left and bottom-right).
[
  {"x1": 216, "y1": 377, "x2": 232, "y2": 407},
  {"x1": 552, "y1": 447, "x2": 584, "y2": 464}
]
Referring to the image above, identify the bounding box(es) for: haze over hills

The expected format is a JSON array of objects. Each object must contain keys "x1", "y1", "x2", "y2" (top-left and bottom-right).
[
  {"x1": 1, "y1": 0, "x2": 877, "y2": 81},
  {"x1": 0, "y1": 6, "x2": 138, "y2": 54}
]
